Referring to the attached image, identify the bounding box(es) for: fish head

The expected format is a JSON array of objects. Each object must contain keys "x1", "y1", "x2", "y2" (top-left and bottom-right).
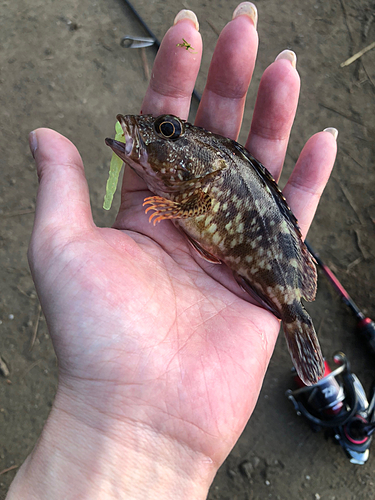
[{"x1": 105, "y1": 114, "x2": 228, "y2": 194}]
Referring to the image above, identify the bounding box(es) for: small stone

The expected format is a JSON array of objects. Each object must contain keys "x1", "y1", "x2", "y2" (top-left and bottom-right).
[
  {"x1": 265, "y1": 480, "x2": 271, "y2": 486},
  {"x1": 0, "y1": 357, "x2": 10, "y2": 377},
  {"x1": 239, "y1": 460, "x2": 253, "y2": 479},
  {"x1": 266, "y1": 458, "x2": 280, "y2": 466},
  {"x1": 306, "y1": 475, "x2": 311, "y2": 480},
  {"x1": 8, "y1": 314, "x2": 14, "y2": 320},
  {"x1": 315, "y1": 494, "x2": 321, "y2": 500}
]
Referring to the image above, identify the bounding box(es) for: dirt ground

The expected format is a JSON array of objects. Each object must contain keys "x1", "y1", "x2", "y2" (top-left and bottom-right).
[{"x1": 1, "y1": 0, "x2": 375, "y2": 498}]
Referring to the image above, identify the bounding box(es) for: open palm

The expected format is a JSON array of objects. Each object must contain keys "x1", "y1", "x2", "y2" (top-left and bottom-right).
[{"x1": 28, "y1": 6, "x2": 337, "y2": 473}]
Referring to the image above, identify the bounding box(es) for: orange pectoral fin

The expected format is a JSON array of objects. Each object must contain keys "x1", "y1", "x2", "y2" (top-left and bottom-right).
[
  {"x1": 143, "y1": 192, "x2": 212, "y2": 226},
  {"x1": 143, "y1": 196, "x2": 183, "y2": 225}
]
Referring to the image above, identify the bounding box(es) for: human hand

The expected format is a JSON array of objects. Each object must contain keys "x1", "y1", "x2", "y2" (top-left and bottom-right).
[{"x1": 8, "y1": 3, "x2": 337, "y2": 499}]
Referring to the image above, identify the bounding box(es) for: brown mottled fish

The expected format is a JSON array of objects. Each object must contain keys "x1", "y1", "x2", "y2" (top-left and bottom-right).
[{"x1": 106, "y1": 114, "x2": 324, "y2": 385}]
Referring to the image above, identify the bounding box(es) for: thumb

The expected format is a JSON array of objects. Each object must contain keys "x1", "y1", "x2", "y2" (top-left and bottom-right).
[{"x1": 29, "y1": 128, "x2": 94, "y2": 244}]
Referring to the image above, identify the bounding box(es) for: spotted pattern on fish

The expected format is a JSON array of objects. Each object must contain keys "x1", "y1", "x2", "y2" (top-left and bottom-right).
[{"x1": 105, "y1": 114, "x2": 324, "y2": 386}]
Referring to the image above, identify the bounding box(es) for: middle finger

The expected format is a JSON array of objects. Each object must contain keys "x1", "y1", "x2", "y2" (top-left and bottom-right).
[{"x1": 195, "y1": 2, "x2": 258, "y2": 140}]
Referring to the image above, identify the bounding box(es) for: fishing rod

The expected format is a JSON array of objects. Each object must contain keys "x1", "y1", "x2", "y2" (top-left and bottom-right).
[{"x1": 305, "y1": 241, "x2": 375, "y2": 355}]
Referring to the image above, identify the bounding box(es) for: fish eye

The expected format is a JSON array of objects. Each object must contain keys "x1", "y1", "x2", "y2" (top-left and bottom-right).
[{"x1": 154, "y1": 115, "x2": 184, "y2": 140}]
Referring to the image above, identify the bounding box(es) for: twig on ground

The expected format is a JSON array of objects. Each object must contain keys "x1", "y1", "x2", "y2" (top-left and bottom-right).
[
  {"x1": 140, "y1": 47, "x2": 150, "y2": 80},
  {"x1": 2, "y1": 209, "x2": 35, "y2": 217},
  {"x1": 21, "y1": 360, "x2": 42, "y2": 380},
  {"x1": 363, "y1": 8, "x2": 375, "y2": 40},
  {"x1": 347, "y1": 256, "x2": 362, "y2": 271},
  {"x1": 318, "y1": 103, "x2": 364, "y2": 127},
  {"x1": 206, "y1": 19, "x2": 221, "y2": 36},
  {"x1": 340, "y1": 41, "x2": 375, "y2": 67},
  {"x1": 333, "y1": 175, "x2": 366, "y2": 226},
  {"x1": 29, "y1": 303, "x2": 42, "y2": 351},
  {"x1": 354, "y1": 228, "x2": 372, "y2": 260},
  {"x1": 0, "y1": 464, "x2": 18, "y2": 476},
  {"x1": 341, "y1": 149, "x2": 366, "y2": 169},
  {"x1": 339, "y1": 0, "x2": 354, "y2": 45},
  {"x1": 361, "y1": 61, "x2": 375, "y2": 89},
  {"x1": 16, "y1": 286, "x2": 35, "y2": 299}
]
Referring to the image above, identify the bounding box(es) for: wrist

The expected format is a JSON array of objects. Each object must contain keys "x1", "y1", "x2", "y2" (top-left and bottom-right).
[{"x1": 7, "y1": 385, "x2": 216, "y2": 500}]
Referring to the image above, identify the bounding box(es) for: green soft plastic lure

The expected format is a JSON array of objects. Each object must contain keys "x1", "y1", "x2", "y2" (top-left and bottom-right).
[{"x1": 103, "y1": 121, "x2": 125, "y2": 210}]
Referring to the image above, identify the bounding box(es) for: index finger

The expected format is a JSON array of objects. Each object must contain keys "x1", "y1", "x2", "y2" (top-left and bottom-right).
[{"x1": 140, "y1": 10, "x2": 202, "y2": 119}]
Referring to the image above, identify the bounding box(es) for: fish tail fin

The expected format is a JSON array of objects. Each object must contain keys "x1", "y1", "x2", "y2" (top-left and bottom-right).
[{"x1": 283, "y1": 308, "x2": 324, "y2": 386}]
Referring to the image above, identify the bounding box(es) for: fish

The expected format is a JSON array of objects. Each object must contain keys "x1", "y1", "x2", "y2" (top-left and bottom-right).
[{"x1": 105, "y1": 113, "x2": 324, "y2": 386}]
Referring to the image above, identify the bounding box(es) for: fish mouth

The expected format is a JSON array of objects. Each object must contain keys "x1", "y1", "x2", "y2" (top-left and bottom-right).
[
  {"x1": 105, "y1": 137, "x2": 128, "y2": 159},
  {"x1": 105, "y1": 114, "x2": 146, "y2": 162}
]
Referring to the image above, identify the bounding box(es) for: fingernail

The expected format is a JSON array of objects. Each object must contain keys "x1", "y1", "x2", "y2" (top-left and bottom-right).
[
  {"x1": 275, "y1": 49, "x2": 297, "y2": 69},
  {"x1": 173, "y1": 10, "x2": 199, "y2": 31},
  {"x1": 232, "y1": 2, "x2": 258, "y2": 30},
  {"x1": 323, "y1": 127, "x2": 338, "y2": 140},
  {"x1": 29, "y1": 130, "x2": 38, "y2": 159}
]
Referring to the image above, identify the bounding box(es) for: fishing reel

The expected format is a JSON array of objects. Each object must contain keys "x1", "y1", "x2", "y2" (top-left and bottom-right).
[{"x1": 286, "y1": 352, "x2": 375, "y2": 464}]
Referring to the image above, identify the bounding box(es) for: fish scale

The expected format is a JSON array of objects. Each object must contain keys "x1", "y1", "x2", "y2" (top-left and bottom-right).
[{"x1": 105, "y1": 113, "x2": 324, "y2": 386}]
